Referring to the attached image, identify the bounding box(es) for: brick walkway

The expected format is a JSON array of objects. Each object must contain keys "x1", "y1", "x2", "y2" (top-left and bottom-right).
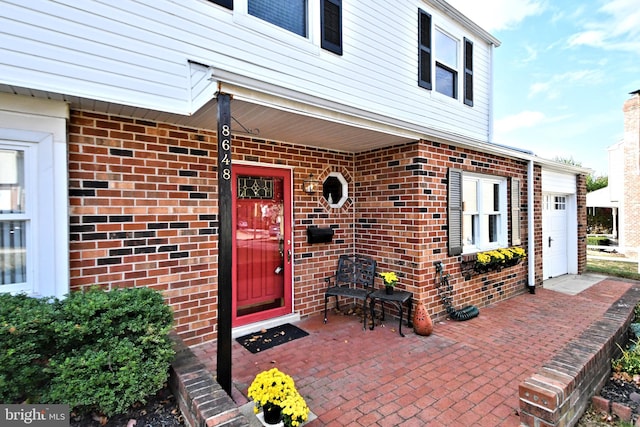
[{"x1": 192, "y1": 279, "x2": 636, "y2": 426}]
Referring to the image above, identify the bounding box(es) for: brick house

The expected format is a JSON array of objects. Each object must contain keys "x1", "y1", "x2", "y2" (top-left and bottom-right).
[
  {"x1": 0, "y1": 0, "x2": 588, "y2": 346},
  {"x1": 589, "y1": 91, "x2": 640, "y2": 258}
]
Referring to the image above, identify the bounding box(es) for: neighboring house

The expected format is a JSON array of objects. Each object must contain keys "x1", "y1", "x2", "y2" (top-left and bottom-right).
[
  {"x1": 0, "y1": 0, "x2": 587, "y2": 346},
  {"x1": 590, "y1": 91, "x2": 640, "y2": 257},
  {"x1": 586, "y1": 185, "x2": 618, "y2": 237}
]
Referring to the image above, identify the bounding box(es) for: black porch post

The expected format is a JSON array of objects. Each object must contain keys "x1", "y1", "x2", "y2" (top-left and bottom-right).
[{"x1": 216, "y1": 92, "x2": 233, "y2": 395}]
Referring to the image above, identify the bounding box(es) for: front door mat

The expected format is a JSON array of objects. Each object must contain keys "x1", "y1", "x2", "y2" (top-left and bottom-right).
[{"x1": 236, "y1": 323, "x2": 309, "y2": 353}]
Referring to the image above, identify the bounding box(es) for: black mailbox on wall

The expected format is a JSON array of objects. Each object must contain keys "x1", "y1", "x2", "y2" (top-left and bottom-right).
[{"x1": 307, "y1": 227, "x2": 334, "y2": 244}]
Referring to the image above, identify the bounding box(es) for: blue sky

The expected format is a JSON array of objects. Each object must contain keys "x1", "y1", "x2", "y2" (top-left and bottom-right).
[{"x1": 447, "y1": 0, "x2": 640, "y2": 176}]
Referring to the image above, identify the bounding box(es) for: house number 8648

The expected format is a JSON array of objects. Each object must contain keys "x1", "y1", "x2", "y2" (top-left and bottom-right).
[{"x1": 221, "y1": 124, "x2": 231, "y2": 180}]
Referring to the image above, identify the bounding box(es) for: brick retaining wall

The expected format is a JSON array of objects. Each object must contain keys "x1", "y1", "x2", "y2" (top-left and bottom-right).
[
  {"x1": 169, "y1": 332, "x2": 250, "y2": 427},
  {"x1": 519, "y1": 284, "x2": 640, "y2": 426}
]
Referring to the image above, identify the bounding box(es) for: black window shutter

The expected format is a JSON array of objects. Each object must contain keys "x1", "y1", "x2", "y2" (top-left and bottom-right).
[
  {"x1": 463, "y1": 38, "x2": 473, "y2": 106},
  {"x1": 321, "y1": 0, "x2": 342, "y2": 55},
  {"x1": 448, "y1": 168, "x2": 463, "y2": 256},
  {"x1": 511, "y1": 178, "x2": 522, "y2": 245},
  {"x1": 418, "y1": 9, "x2": 432, "y2": 90},
  {"x1": 207, "y1": 0, "x2": 233, "y2": 10}
]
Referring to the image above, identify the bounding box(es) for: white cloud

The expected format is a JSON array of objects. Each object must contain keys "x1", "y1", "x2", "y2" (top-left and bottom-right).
[
  {"x1": 494, "y1": 111, "x2": 546, "y2": 134},
  {"x1": 446, "y1": 0, "x2": 546, "y2": 32},
  {"x1": 566, "y1": 0, "x2": 640, "y2": 53},
  {"x1": 567, "y1": 30, "x2": 606, "y2": 48},
  {"x1": 528, "y1": 70, "x2": 604, "y2": 99}
]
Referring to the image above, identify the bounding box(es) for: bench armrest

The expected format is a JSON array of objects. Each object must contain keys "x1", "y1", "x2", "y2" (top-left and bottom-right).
[{"x1": 324, "y1": 274, "x2": 337, "y2": 286}]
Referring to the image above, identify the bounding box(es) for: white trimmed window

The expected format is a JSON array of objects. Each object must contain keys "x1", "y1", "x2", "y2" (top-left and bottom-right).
[
  {"x1": 462, "y1": 174, "x2": 507, "y2": 252},
  {"x1": 208, "y1": 0, "x2": 342, "y2": 55},
  {"x1": 0, "y1": 94, "x2": 69, "y2": 298},
  {"x1": 448, "y1": 169, "x2": 519, "y2": 256},
  {"x1": 418, "y1": 9, "x2": 474, "y2": 106},
  {"x1": 435, "y1": 28, "x2": 458, "y2": 99},
  {"x1": 0, "y1": 144, "x2": 32, "y2": 293}
]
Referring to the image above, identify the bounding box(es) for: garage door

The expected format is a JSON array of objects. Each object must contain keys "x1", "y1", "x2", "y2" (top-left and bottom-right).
[{"x1": 543, "y1": 194, "x2": 569, "y2": 278}]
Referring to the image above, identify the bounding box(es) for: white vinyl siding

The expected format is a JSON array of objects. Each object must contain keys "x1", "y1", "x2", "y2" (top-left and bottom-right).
[{"x1": 0, "y1": 0, "x2": 495, "y2": 141}]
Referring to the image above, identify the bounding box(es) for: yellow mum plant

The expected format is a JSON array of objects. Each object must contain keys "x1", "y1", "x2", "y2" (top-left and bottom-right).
[
  {"x1": 475, "y1": 247, "x2": 526, "y2": 269},
  {"x1": 281, "y1": 392, "x2": 310, "y2": 427},
  {"x1": 380, "y1": 271, "x2": 398, "y2": 287},
  {"x1": 247, "y1": 368, "x2": 309, "y2": 427}
]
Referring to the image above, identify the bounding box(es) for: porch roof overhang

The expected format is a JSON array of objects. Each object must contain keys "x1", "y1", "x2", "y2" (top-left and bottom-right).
[
  {"x1": 0, "y1": 81, "x2": 589, "y2": 175},
  {"x1": 586, "y1": 186, "x2": 619, "y2": 209}
]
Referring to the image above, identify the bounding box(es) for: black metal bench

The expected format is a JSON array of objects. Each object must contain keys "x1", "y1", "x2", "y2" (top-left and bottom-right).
[{"x1": 323, "y1": 254, "x2": 377, "y2": 330}]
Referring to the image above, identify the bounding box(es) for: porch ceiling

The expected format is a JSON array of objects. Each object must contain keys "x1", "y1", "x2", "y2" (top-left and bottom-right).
[
  {"x1": 0, "y1": 84, "x2": 415, "y2": 153},
  {"x1": 191, "y1": 97, "x2": 416, "y2": 153}
]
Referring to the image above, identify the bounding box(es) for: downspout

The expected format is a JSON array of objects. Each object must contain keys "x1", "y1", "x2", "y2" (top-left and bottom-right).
[{"x1": 527, "y1": 160, "x2": 536, "y2": 293}]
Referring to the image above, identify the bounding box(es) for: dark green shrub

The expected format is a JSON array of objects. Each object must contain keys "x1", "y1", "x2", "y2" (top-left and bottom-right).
[
  {"x1": 46, "y1": 336, "x2": 174, "y2": 415},
  {"x1": 0, "y1": 287, "x2": 174, "y2": 416},
  {"x1": 612, "y1": 341, "x2": 640, "y2": 376},
  {"x1": 45, "y1": 287, "x2": 175, "y2": 416},
  {"x1": 0, "y1": 293, "x2": 56, "y2": 402}
]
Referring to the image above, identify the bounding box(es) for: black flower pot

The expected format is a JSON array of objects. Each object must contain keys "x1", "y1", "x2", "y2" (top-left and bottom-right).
[
  {"x1": 385, "y1": 286, "x2": 394, "y2": 295},
  {"x1": 263, "y1": 403, "x2": 282, "y2": 425}
]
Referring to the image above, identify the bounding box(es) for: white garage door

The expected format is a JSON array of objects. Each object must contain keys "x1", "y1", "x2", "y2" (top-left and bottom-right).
[{"x1": 543, "y1": 194, "x2": 569, "y2": 278}]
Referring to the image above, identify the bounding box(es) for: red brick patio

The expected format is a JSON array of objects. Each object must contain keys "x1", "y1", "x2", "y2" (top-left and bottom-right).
[{"x1": 192, "y1": 279, "x2": 636, "y2": 426}]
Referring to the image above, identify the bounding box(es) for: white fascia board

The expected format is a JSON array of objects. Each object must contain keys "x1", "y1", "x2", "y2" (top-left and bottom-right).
[
  {"x1": 212, "y1": 68, "x2": 556, "y2": 164},
  {"x1": 539, "y1": 161, "x2": 593, "y2": 176},
  {"x1": 427, "y1": 0, "x2": 501, "y2": 47},
  {"x1": 0, "y1": 93, "x2": 69, "y2": 120},
  {"x1": 3, "y1": 76, "x2": 191, "y2": 117}
]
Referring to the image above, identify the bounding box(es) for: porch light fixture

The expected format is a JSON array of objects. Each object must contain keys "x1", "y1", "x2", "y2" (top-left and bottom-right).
[{"x1": 302, "y1": 174, "x2": 316, "y2": 194}]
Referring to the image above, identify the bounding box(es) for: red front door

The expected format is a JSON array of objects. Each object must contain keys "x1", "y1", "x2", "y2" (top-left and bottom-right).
[{"x1": 232, "y1": 165, "x2": 292, "y2": 327}]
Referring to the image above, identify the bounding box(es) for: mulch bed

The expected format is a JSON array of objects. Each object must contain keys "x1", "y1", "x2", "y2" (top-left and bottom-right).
[
  {"x1": 70, "y1": 385, "x2": 184, "y2": 427},
  {"x1": 600, "y1": 375, "x2": 640, "y2": 416}
]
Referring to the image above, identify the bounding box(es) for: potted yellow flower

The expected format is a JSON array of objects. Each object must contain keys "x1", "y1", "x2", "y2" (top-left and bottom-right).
[
  {"x1": 247, "y1": 368, "x2": 309, "y2": 426},
  {"x1": 475, "y1": 247, "x2": 526, "y2": 272},
  {"x1": 380, "y1": 271, "x2": 398, "y2": 295}
]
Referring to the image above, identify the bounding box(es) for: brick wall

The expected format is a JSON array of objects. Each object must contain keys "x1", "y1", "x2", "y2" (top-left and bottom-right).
[
  {"x1": 623, "y1": 93, "x2": 640, "y2": 257},
  {"x1": 577, "y1": 173, "x2": 588, "y2": 274},
  {"x1": 69, "y1": 111, "x2": 221, "y2": 345},
  {"x1": 355, "y1": 140, "x2": 534, "y2": 320},
  {"x1": 69, "y1": 110, "x2": 539, "y2": 344},
  {"x1": 68, "y1": 110, "x2": 355, "y2": 345}
]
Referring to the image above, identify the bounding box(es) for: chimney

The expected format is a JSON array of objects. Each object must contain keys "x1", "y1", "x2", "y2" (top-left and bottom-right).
[{"x1": 624, "y1": 90, "x2": 640, "y2": 144}]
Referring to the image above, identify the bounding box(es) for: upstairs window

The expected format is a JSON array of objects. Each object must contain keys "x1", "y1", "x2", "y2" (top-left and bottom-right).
[
  {"x1": 214, "y1": 0, "x2": 342, "y2": 55},
  {"x1": 418, "y1": 9, "x2": 474, "y2": 106},
  {"x1": 249, "y1": 0, "x2": 307, "y2": 37},
  {"x1": 435, "y1": 29, "x2": 458, "y2": 99}
]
